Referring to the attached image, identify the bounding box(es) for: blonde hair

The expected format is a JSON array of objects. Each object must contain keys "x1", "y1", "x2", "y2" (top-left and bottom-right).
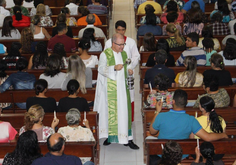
[
  {"x1": 36, "y1": 4, "x2": 46, "y2": 16},
  {"x1": 24, "y1": 105, "x2": 45, "y2": 131},
  {"x1": 166, "y1": 23, "x2": 184, "y2": 45},
  {"x1": 68, "y1": 55, "x2": 87, "y2": 94}
]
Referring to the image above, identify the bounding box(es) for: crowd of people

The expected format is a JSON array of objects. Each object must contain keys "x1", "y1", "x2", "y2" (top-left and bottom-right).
[{"x1": 0, "y1": 0, "x2": 236, "y2": 164}]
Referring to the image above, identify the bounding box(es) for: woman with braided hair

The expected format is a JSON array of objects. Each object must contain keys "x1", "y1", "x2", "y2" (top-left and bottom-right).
[
  {"x1": 192, "y1": 142, "x2": 224, "y2": 165},
  {"x1": 19, "y1": 104, "x2": 59, "y2": 142},
  {"x1": 166, "y1": 23, "x2": 186, "y2": 51},
  {"x1": 26, "y1": 79, "x2": 57, "y2": 113}
]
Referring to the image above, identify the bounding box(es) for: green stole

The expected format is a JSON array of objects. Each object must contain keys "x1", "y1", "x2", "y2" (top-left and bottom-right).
[{"x1": 104, "y1": 48, "x2": 132, "y2": 143}]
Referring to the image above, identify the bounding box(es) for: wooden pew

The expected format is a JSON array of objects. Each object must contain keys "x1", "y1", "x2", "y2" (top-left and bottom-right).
[
  {"x1": 0, "y1": 141, "x2": 97, "y2": 163},
  {"x1": 43, "y1": 0, "x2": 109, "y2": 7},
  {"x1": 0, "y1": 38, "x2": 105, "y2": 52},
  {"x1": 145, "y1": 139, "x2": 236, "y2": 165},
  {"x1": 5, "y1": 68, "x2": 98, "y2": 80},
  {"x1": 0, "y1": 52, "x2": 102, "y2": 62}
]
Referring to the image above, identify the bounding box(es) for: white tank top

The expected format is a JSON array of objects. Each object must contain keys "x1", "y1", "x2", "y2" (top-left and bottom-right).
[{"x1": 34, "y1": 27, "x2": 45, "y2": 39}]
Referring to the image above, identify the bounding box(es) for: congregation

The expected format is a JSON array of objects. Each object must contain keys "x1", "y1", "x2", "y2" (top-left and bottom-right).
[{"x1": 1, "y1": 0, "x2": 236, "y2": 164}]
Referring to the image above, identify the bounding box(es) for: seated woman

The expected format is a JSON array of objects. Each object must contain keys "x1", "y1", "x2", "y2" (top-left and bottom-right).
[
  {"x1": 12, "y1": 6, "x2": 30, "y2": 27},
  {"x1": 137, "y1": 13, "x2": 162, "y2": 40},
  {"x1": 20, "y1": 27, "x2": 37, "y2": 54},
  {"x1": 166, "y1": 23, "x2": 186, "y2": 51},
  {"x1": 193, "y1": 76, "x2": 230, "y2": 108},
  {"x1": 203, "y1": 54, "x2": 233, "y2": 86},
  {"x1": 162, "y1": 11, "x2": 182, "y2": 36},
  {"x1": 53, "y1": 43, "x2": 68, "y2": 69},
  {"x1": 52, "y1": 13, "x2": 73, "y2": 38},
  {"x1": 61, "y1": 55, "x2": 92, "y2": 93},
  {"x1": 218, "y1": 38, "x2": 236, "y2": 65},
  {"x1": 10, "y1": 0, "x2": 29, "y2": 16},
  {"x1": 58, "y1": 79, "x2": 90, "y2": 112},
  {"x1": 210, "y1": 0, "x2": 234, "y2": 23},
  {"x1": 2, "y1": 42, "x2": 22, "y2": 70},
  {"x1": 77, "y1": 6, "x2": 102, "y2": 26},
  {"x1": 183, "y1": 1, "x2": 205, "y2": 35},
  {"x1": 26, "y1": 79, "x2": 57, "y2": 112},
  {"x1": 193, "y1": 96, "x2": 226, "y2": 139},
  {"x1": 160, "y1": 1, "x2": 184, "y2": 24},
  {"x1": 57, "y1": 108, "x2": 95, "y2": 164},
  {"x1": 78, "y1": 39, "x2": 98, "y2": 68},
  {"x1": 30, "y1": 0, "x2": 52, "y2": 16},
  {"x1": 202, "y1": 38, "x2": 217, "y2": 66},
  {"x1": 198, "y1": 26, "x2": 220, "y2": 51},
  {"x1": 140, "y1": 4, "x2": 160, "y2": 24},
  {"x1": 146, "y1": 38, "x2": 175, "y2": 67},
  {"x1": 192, "y1": 142, "x2": 224, "y2": 165},
  {"x1": 39, "y1": 54, "x2": 66, "y2": 89},
  {"x1": 61, "y1": 7, "x2": 77, "y2": 26},
  {"x1": 36, "y1": 4, "x2": 53, "y2": 27},
  {"x1": 28, "y1": 41, "x2": 48, "y2": 69},
  {"x1": 175, "y1": 56, "x2": 203, "y2": 87},
  {"x1": 82, "y1": 28, "x2": 103, "y2": 52},
  {"x1": 139, "y1": 32, "x2": 157, "y2": 52},
  {"x1": 0, "y1": 16, "x2": 21, "y2": 39},
  {"x1": 2, "y1": 131, "x2": 42, "y2": 165},
  {"x1": 23, "y1": 0, "x2": 34, "y2": 8},
  {"x1": 144, "y1": 73, "x2": 174, "y2": 109},
  {"x1": 0, "y1": 107, "x2": 17, "y2": 143},
  {"x1": 211, "y1": 12, "x2": 230, "y2": 36},
  {"x1": 30, "y1": 15, "x2": 51, "y2": 39},
  {"x1": 19, "y1": 104, "x2": 59, "y2": 142}
]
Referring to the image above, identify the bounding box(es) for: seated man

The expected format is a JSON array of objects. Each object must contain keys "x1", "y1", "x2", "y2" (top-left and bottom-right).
[
  {"x1": 211, "y1": 12, "x2": 230, "y2": 36},
  {"x1": 87, "y1": 0, "x2": 108, "y2": 14},
  {"x1": 150, "y1": 89, "x2": 228, "y2": 141},
  {"x1": 176, "y1": 32, "x2": 206, "y2": 66},
  {"x1": 181, "y1": 0, "x2": 205, "y2": 13},
  {"x1": 78, "y1": 14, "x2": 107, "y2": 41},
  {"x1": 144, "y1": 49, "x2": 175, "y2": 88},
  {"x1": 47, "y1": 23, "x2": 76, "y2": 53},
  {"x1": 0, "y1": 0, "x2": 10, "y2": 16},
  {"x1": 32, "y1": 133, "x2": 93, "y2": 165},
  {"x1": 0, "y1": 58, "x2": 36, "y2": 109},
  {"x1": 66, "y1": 0, "x2": 79, "y2": 15},
  {"x1": 137, "y1": 0, "x2": 162, "y2": 14}
]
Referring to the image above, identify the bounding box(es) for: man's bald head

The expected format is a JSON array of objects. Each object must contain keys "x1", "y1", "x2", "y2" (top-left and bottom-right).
[
  {"x1": 111, "y1": 33, "x2": 125, "y2": 53},
  {"x1": 111, "y1": 33, "x2": 124, "y2": 44},
  {"x1": 47, "y1": 133, "x2": 65, "y2": 153},
  {"x1": 86, "y1": 14, "x2": 95, "y2": 24}
]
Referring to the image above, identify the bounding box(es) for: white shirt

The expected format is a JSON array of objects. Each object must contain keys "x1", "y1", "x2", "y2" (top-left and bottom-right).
[
  {"x1": 66, "y1": 3, "x2": 78, "y2": 15},
  {"x1": 0, "y1": 6, "x2": 10, "y2": 16},
  {"x1": 39, "y1": 72, "x2": 66, "y2": 89},
  {"x1": 78, "y1": 24, "x2": 107, "y2": 42},
  {"x1": 22, "y1": 1, "x2": 34, "y2": 8},
  {"x1": 228, "y1": 19, "x2": 236, "y2": 34},
  {"x1": 0, "y1": 29, "x2": 21, "y2": 39},
  {"x1": 218, "y1": 51, "x2": 236, "y2": 65},
  {"x1": 0, "y1": 14, "x2": 5, "y2": 27},
  {"x1": 34, "y1": 27, "x2": 45, "y2": 39},
  {"x1": 6, "y1": 0, "x2": 14, "y2": 8},
  {"x1": 82, "y1": 55, "x2": 99, "y2": 68}
]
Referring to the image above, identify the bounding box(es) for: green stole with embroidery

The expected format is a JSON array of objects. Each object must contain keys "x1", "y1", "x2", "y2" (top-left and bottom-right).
[{"x1": 104, "y1": 48, "x2": 132, "y2": 143}]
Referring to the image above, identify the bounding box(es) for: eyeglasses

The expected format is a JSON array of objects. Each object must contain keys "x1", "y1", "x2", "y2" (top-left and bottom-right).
[{"x1": 114, "y1": 43, "x2": 126, "y2": 47}]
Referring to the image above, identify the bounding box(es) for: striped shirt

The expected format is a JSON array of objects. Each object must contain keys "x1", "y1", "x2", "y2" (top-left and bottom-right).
[{"x1": 176, "y1": 47, "x2": 206, "y2": 66}]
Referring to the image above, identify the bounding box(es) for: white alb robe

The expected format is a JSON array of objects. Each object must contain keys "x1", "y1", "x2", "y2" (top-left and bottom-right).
[
  {"x1": 93, "y1": 51, "x2": 133, "y2": 144},
  {"x1": 104, "y1": 37, "x2": 140, "y2": 102}
]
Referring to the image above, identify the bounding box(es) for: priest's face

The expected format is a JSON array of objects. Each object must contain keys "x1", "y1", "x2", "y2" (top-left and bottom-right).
[{"x1": 112, "y1": 37, "x2": 125, "y2": 53}]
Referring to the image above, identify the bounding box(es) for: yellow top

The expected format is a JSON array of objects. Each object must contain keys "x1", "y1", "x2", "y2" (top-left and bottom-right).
[{"x1": 137, "y1": 1, "x2": 162, "y2": 14}]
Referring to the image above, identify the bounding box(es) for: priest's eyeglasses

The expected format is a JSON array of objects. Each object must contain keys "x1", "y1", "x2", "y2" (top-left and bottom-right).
[{"x1": 114, "y1": 43, "x2": 126, "y2": 46}]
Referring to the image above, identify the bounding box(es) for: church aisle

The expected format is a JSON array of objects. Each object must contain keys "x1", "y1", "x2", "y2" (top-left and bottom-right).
[{"x1": 99, "y1": 0, "x2": 144, "y2": 165}]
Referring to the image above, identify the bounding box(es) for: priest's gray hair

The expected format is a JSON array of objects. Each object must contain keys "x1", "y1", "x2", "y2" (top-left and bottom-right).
[
  {"x1": 111, "y1": 33, "x2": 123, "y2": 43},
  {"x1": 66, "y1": 108, "x2": 81, "y2": 125}
]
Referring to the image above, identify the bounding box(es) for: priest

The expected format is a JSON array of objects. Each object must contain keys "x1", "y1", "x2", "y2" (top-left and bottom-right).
[{"x1": 94, "y1": 33, "x2": 139, "y2": 150}]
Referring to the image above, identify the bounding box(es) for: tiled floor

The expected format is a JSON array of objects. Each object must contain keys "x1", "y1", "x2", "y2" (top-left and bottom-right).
[{"x1": 99, "y1": 0, "x2": 145, "y2": 165}]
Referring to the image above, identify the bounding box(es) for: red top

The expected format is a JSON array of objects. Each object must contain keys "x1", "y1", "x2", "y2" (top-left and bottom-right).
[{"x1": 12, "y1": 15, "x2": 31, "y2": 27}]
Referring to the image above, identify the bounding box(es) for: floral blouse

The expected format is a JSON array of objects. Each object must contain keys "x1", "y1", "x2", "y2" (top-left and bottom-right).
[
  {"x1": 39, "y1": 16, "x2": 53, "y2": 27},
  {"x1": 66, "y1": 17, "x2": 77, "y2": 26},
  {"x1": 144, "y1": 91, "x2": 174, "y2": 109}
]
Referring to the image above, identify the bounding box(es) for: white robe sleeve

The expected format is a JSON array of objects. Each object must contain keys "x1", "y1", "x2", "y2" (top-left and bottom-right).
[
  {"x1": 128, "y1": 39, "x2": 140, "y2": 70},
  {"x1": 98, "y1": 52, "x2": 117, "y2": 81}
]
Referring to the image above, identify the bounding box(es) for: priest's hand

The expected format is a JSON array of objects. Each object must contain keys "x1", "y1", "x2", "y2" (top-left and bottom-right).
[
  {"x1": 114, "y1": 64, "x2": 123, "y2": 71},
  {"x1": 128, "y1": 69, "x2": 133, "y2": 75}
]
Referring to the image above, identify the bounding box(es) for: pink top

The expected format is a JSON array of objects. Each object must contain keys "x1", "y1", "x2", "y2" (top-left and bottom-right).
[
  {"x1": 0, "y1": 122, "x2": 17, "y2": 143},
  {"x1": 161, "y1": 12, "x2": 184, "y2": 24}
]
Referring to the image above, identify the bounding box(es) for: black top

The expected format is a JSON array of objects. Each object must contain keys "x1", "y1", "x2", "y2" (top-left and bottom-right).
[
  {"x1": 52, "y1": 26, "x2": 73, "y2": 38},
  {"x1": 203, "y1": 69, "x2": 233, "y2": 86},
  {"x1": 144, "y1": 64, "x2": 176, "y2": 87},
  {"x1": 58, "y1": 97, "x2": 90, "y2": 112},
  {"x1": 146, "y1": 53, "x2": 175, "y2": 67},
  {"x1": 26, "y1": 97, "x2": 57, "y2": 112}
]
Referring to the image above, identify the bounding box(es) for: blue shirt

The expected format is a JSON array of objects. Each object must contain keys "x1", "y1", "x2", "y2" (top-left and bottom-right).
[
  {"x1": 137, "y1": 24, "x2": 162, "y2": 40},
  {"x1": 32, "y1": 153, "x2": 82, "y2": 165},
  {"x1": 182, "y1": 0, "x2": 205, "y2": 12},
  {"x1": 153, "y1": 109, "x2": 202, "y2": 139}
]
